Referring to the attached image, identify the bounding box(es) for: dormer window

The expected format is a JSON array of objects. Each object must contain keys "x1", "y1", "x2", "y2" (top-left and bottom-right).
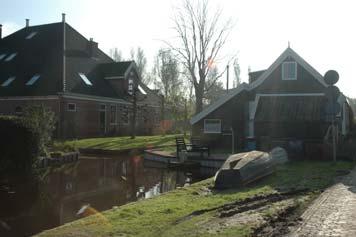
[
  {"x1": 4, "y1": 53, "x2": 17, "y2": 62},
  {"x1": 78, "y1": 73, "x2": 93, "y2": 86},
  {"x1": 0, "y1": 54, "x2": 6, "y2": 61},
  {"x1": 26, "y1": 74, "x2": 40, "y2": 85},
  {"x1": 26, "y1": 32, "x2": 37, "y2": 39},
  {"x1": 1, "y1": 76, "x2": 15, "y2": 87},
  {"x1": 282, "y1": 61, "x2": 297, "y2": 80}
]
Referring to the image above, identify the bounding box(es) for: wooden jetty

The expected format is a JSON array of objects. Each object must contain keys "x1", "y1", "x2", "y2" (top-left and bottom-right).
[{"x1": 143, "y1": 149, "x2": 227, "y2": 169}]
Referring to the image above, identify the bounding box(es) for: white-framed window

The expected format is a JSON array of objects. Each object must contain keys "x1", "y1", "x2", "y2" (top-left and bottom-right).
[
  {"x1": 282, "y1": 61, "x2": 297, "y2": 80},
  {"x1": 25, "y1": 32, "x2": 37, "y2": 39},
  {"x1": 78, "y1": 73, "x2": 93, "y2": 86},
  {"x1": 67, "y1": 103, "x2": 76, "y2": 112},
  {"x1": 110, "y1": 105, "x2": 117, "y2": 124},
  {"x1": 1, "y1": 76, "x2": 15, "y2": 87},
  {"x1": 26, "y1": 74, "x2": 41, "y2": 85},
  {"x1": 204, "y1": 119, "x2": 222, "y2": 134},
  {"x1": 4, "y1": 53, "x2": 17, "y2": 62}
]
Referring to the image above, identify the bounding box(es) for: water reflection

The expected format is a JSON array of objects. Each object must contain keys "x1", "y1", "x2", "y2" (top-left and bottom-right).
[{"x1": 0, "y1": 154, "x2": 214, "y2": 237}]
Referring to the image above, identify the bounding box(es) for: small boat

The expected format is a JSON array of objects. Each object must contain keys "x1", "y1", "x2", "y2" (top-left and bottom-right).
[{"x1": 214, "y1": 147, "x2": 288, "y2": 189}]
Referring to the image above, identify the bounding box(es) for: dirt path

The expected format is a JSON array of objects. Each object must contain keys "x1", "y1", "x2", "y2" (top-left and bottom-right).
[{"x1": 288, "y1": 167, "x2": 356, "y2": 237}]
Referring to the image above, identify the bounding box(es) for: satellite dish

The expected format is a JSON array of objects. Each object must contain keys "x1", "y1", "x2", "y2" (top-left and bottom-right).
[{"x1": 324, "y1": 70, "x2": 339, "y2": 85}]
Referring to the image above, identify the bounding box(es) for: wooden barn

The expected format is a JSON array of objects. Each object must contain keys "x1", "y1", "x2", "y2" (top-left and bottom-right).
[{"x1": 191, "y1": 47, "x2": 353, "y2": 158}]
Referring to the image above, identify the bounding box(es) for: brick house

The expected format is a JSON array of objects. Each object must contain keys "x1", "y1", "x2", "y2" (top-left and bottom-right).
[
  {"x1": 0, "y1": 16, "x2": 162, "y2": 138},
  {"x1": 191, "y1": 47, "x2": 353, "y2": 156}
]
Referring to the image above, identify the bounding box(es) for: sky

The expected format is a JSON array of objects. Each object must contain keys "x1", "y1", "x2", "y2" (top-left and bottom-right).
[{"x1": 1, "y1": 0, "x2": 355, "y2": 98}]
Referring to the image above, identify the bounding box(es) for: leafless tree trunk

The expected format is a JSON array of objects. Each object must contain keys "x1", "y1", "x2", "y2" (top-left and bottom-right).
[
  {"x1": 167, "y1": 0, "x2": 233, "y2": 114},
  {"x1": 130, "y1": 47, "x2": 148, "y2": 84},
  {"x1": 233, "y1": 58, "x2": 241, "y2": 88},
  {"x1": 109, "y1": 48, "x2": 123, "y2": 62}
]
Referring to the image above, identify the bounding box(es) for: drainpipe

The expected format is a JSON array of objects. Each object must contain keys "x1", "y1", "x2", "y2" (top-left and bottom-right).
[{"x1": 0, "y1": 24, "x2": 2, "y2": 39}]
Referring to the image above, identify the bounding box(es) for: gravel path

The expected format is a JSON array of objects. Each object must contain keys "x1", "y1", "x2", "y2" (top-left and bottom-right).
[{"x1": 288, "y1": 167, "x2": 356, "y2": 237}]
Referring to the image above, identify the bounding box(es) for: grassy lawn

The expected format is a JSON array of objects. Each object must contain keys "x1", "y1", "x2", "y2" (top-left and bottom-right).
[
  {"x1": 53, "y1": 134, "x2": 183, "y2": 152},
  {"x1": 37, "y1": 160, "x2": 355, "y2": 237}
]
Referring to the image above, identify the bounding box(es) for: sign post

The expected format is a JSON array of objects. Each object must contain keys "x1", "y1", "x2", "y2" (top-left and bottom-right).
[{"x1": 324, "y1": 70, "x2": 340, "y2": 162}]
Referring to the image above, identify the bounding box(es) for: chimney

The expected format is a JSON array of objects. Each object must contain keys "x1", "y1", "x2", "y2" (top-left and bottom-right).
[
  {"x1": 62, "y1": 13, "x2": 66, "y2": 23},
  {"x1": 87, "y1": 38, "x2": 98, "y2": 58},
  {"x1": 26, "y1": 19, "x2": 29, "y2": 28},
  {"x1": 0, "y1": 24, "x2": 2, "y2": 39}
]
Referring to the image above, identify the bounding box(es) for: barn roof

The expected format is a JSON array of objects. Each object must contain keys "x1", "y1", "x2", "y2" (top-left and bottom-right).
[
  {"x1": 190, "y1": 47, "x2": 328, "y2": 125},
  {"x1": 255, "y1": 96, "x2": 326, "y2": 122}
]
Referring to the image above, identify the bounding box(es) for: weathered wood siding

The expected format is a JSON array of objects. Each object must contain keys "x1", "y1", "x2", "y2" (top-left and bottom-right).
[
  {"x1": 192, "y1": 91, "x2": 249, "y2": 152},
  {"x1": 251, "y1": 59, "x2": 326, "y2": 95}
]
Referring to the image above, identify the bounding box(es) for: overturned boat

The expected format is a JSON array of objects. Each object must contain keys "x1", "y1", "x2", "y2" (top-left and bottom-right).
[{"x1": 214, "y1": 147, "x2": 288, "y2": 189}]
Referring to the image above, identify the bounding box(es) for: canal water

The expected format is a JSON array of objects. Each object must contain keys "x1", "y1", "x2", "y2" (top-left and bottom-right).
[{"x1": 0, "y1": 154, "x2": 215, "y2": 237}]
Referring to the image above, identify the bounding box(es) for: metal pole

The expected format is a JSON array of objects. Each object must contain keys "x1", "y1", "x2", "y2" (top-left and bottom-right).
[
  {"x1": 226, "y1": 65, "x2": 229, "y2": 93},
  {"x1": 332, "y1": 117, "x2": 336, "y2": 162}
]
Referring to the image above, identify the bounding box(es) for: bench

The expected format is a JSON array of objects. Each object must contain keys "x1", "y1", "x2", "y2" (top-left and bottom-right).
[{"x1": 175, "y1": 137, "x2": 210, "y2": 158}]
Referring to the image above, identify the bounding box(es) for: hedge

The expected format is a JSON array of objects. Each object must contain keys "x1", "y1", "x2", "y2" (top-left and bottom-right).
[{"x1": 0, "y1": 116, "x2": 40, "y2": 177}]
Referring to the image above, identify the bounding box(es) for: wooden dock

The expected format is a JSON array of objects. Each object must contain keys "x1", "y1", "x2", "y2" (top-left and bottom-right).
[{"x1": 143, "y1": 149, "x2": 228, "y2": 169}]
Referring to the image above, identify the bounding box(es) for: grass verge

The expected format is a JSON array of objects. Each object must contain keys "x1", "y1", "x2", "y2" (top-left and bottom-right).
[
  {"x1": 36, "y1": 160, "x2": 355, "y2": 237},
  {"x1": 52, "y1": 134, "x2": 183, "y2": 152}
]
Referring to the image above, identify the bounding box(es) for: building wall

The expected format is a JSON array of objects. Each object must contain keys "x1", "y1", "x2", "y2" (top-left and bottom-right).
[
  {"x1": 251, "y1": 60, "x2": 326, "y2": 95},
  {"x1": 0, "y1": 96, "x2": 162, "y2": 139},
  {"x1": 61, "y1": 97, "x2": 162, "y2": 138},
  {"x1": 0, "y1": 98, "x2": 60, "y2": 116},
  {"x1": 192, "y1": 91, "x2": 249, "y2": 152}
]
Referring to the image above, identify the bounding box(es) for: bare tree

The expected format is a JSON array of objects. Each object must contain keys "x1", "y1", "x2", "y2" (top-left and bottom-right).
[
  {"x1": 167, "y1": 0, "x2": 233, "y2": 114},
  {"x1": 109, "y1": 48, "x2": 123, "y2": 62},
  {"x1": 154, "y1": 49, "x2": 181, "y2": 102},
  {"x1": 130, "y1": 47, "x2": 149, "y2": 84},
  {"x1": 153, "y1": 49, "x2": 183, "y2": 130},
  {"x1": 204, "y1": 67, "x2": 225, "y2": 105},
  {"x1": 233, "y1": 58, "x2": 241, "y2": 88}
]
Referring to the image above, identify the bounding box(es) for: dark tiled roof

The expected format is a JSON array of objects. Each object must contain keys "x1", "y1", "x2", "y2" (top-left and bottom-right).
[
  {"x1": 99, "y1": 61, "x2": 133, "y2": 78},
  {"x1": 0, "y1": 23, "x2": 63, "y2": 96},
  {"x1": 0, "y1": 21, "x2": 133, "y2": 99},
  {"x1": 255, "y1": 96, "x2": 326, "y2": 121}
]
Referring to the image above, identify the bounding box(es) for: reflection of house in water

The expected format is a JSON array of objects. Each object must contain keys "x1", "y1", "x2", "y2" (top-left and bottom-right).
[{"x1": 42, "y1": 155, "x2": 190, "y2": 225}]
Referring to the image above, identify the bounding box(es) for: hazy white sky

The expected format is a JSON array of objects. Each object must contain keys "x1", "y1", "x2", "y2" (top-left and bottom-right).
[{"x1": 1, "y1": 0, "x2": 355, "y2": 97}]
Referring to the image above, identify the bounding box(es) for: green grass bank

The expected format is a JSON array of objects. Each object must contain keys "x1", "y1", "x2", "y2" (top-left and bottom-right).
[
  {"x1": 52, "y1": 134, "x2": 184, "y2": 152},
  {"x1": 37, "y1": 161, "x2": 355, "y2": 237}
]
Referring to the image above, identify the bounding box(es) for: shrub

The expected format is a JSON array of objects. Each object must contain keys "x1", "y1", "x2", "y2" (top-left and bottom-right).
[
  {"x1": 22, "y1": 105, "x2": 56, "y2": 156},
  {"x1": 0, "y1": 116, "x2": 40, "y2": 177}
]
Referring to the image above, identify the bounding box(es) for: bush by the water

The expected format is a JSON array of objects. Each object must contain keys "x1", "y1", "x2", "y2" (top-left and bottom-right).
[
  {"x1": 22, "y1": 105, "x2": 56, "y2": 156},
  {"x1": 0, "y1": 105, "x2": 56, "y2": 177},
  {"x1": 0, "y1": 116, "x2": 40, "y2": 176}
]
